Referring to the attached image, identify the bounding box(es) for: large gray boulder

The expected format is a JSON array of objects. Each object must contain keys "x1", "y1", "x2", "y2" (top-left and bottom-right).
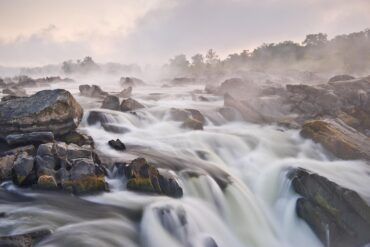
[
  {"x1": 120, "y1": 98, "x2": 145, "y2": 112},
  {"x1": 289, "y1": 168, "x2": 370, "y2": 247},
  {"x1": 79, "y1": 84, "x2": 108, "y2": 98},
  {"x1": 101, "y1": 95, "x2": 120, "y2": 110},
  {"x1": 0, "y1": 89, "x2": 83, "y2": 138}
]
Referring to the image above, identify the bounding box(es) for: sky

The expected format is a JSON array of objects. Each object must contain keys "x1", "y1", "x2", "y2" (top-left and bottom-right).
[{"x1": 0, "y1": 0, "x2": 369, "y2": 67}]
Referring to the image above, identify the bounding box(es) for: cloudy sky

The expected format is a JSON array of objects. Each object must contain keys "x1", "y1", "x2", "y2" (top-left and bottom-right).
[{"x1": 0, "y1": 0, "x2": 369, "y2": 66}]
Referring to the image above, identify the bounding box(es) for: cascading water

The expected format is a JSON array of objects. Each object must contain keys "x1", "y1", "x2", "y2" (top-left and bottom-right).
[{"x1": 2, "y1": 81, "x2": 370, "y2": 247}]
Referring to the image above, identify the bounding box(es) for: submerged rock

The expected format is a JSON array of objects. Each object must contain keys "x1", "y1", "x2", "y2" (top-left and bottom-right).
[
  {"x1": 108, "y1": 139, "x2": 126, "y2": 151},
  {"x1": 101, "y1": 95, "x2": 120, "y2": 110},
  {"x1": 120, "y1": 98, "x2": 145, "y2": 112},
  {"x1": 124, "y1": 157, "x2": 183, "y2": 198},
  {"x1": 289, "y1": 168, "x2": 370, "y2": 247},
  {"x1": 0, "y1": 89, "x2": 83, "y2": 138},
  {"x1": 301, "y1": 119, "x2": 370, "y2": 160},
  {"x1": 5, "y1": 132, "x2": 54, "y2": 146},
  {"x1": 0, "y1": 229, "x2": 52, "y2": 247},
  {"x1": 119, "y1": 77, "x2": 144, "y2": 87},
  {"x1": 79, "y1": 84, "x2": 108, "y2": 98}
]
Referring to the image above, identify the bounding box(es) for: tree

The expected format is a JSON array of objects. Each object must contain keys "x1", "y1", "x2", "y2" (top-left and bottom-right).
[
  {"x1": 205, "y1": 49, "x2": 219, "y2": 65},
  {"x1": 303, "y1": 33, "x2": 328, "y2": 47},
  {"x1": 191, "y1": 54, "x2": 204, "y2": 67}
]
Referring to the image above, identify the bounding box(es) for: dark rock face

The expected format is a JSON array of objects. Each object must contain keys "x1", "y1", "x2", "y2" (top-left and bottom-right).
[
  {"x1": 328, "y1": 74, "x2": 355, "y2": 83},
  {"x1": 119, "y1": 77, "x2": 144, "y2": 87},
  {"x1": 0, "y1": 154, "x2": 16, "y2": 182},
  {"x1": 57, "y1": 131, "x2": 94, "y2": 147},
  {"x1": 301, "y1": 119, "x2": 370, "y2": 160},
  {"x1": 86, "y1": 111, "x2": 110, "y2": 125},
  {"x1": 5, "y1": 132, "x2": 54, "y2": 146},
  {"x1": 123, "y1": 157, "x2": 183, "y2": 198},
  {"x1": 289, "y1": 168, "x2": 370, "y2": 247},
  {"x1": 101, "y1": 95, "x2": 120, "y2": 110},
  {"x1": 118, "y1": 86, "x2": 133, "y2": 98},
  {"x1": 1, "y1": 95, "x2": 25, "y2": 102},
  {"x1": 108, "y1": 139, "x2": 126, "y2": 151},
  {"x1": 79, "y1": 84, "x2": 108, "y2": 98},
  {"x1": 0, "y1": 89, "x2": 83, "y2": 138},
  {"x1": 120, "y1": 98, "x2": 145, "y2": 112},
  {"x1": 12, "y1": 152, "x2": 35, "y2": 186}
]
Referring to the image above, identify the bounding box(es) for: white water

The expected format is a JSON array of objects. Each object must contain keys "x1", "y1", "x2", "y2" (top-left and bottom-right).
[{"x1": 2, "y1": 80, "x2": 370, "y2": 247}]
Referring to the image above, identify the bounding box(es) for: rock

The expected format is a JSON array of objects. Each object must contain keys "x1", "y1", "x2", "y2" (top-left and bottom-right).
[
  {"x1": 0, "y1": 89, "x2": 83, "y2": 138},
  {"x1": 170, "y1": 77, "x2": 196, "y2": 85},
  {"x1": 0, "y1": 145, "x2": 36, "y2": 157},
  {"x1": 181, "y1": 118, "x2": 203, "y2": 130},
  {"x1": 0, "y1": 154, "x2": 16, "y2": 182},
  {"x1": 119, "y1": 77, "x2": 144, "y2": 87},
  {"x1": 124, "y1": 158, "x2": 183, "y2": 198},
  {"x1": 66, "y1": 143, "x2": 92, "y2": 161},
  {"x1": 170, "y1": 108, "x2": 206, "y2": 130},
  {"x1": 328, "y1": 74, "x2": 355, "y2": 83},
  {"x1": 58, "y1": 131, "x2": 94, "y2": 147},
  {"x1": 118, "y1": 86, "x2": 133, "y2": 98},
  {"x1": 101, "y1": 123, "x2": 130, "y2": 134},
  {"x1": 108, "y1": 139, "x2": 126, "y2": 151},
  {"x1": 3, "y1": 87, "x2": 27, "y2": 97},
  {"x1": 0, "y1": 78, "x2": 5, "y2": 88},
  {"x1": 101, "y1": 95, "x2": 120, "y2": 110},
  {"x1": 86, "y1": 111, "x2": 110, "y2": 125},
  {"x1": 289, "y1": 168, "x2": 370, "y2": 247},
  {"x1": 218, "y1": 107, "x2": 242, "y2": 121},
  {"x1": 16, "y1": 75, "x2": 37, "y2": 87},
  {"x1": 0, "y1": 229, "x2": 52, "y2": 247},
  {"x1": 79, "y1": 84, "x2": 108, "y2": 98},
  {"x1": 12, "y1": 152, "x2": 36, "y2": 186},
  {"x1": 120, "y1": 98, "x2": 145, "y2": 112},
  {"x1": 5, "y1": 132, "x2": 54, "y2": 146},
  {"x1": 301, "y1": 119, "x2": 370, "y2": 160},
  {"x1": 1, "y1": 95, "x2": 25, "y2": 102}
]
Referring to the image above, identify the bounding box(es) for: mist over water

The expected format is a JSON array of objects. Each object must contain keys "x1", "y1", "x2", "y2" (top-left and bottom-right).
[{"x1": 1, "y1": 78, "x2": 370, "y2": 247}]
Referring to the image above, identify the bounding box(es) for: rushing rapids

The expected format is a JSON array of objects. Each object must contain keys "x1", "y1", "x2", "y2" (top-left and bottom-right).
[{"x1": 1, "y1": 80, "x2": 370, "y2": 247}]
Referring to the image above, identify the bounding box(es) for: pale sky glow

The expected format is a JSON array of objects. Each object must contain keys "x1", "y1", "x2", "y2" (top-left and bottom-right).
[{"x1": 0, "y1": 0, "x2": 369, "y2": 66}]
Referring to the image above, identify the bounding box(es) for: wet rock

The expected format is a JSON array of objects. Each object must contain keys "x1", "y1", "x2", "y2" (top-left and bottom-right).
[
  {"x1": 5, "y1": 132, "x2": 54, "y2": 146},
  {"x1": 12, "y1": 152, "x2": 36, "y2": 186},
  {"x1": 0, "y1": 89, "x2": 83, "y2": 138},
  {"x1": 16, "y1": 75, "x2": 37, "y2": 87},
  {"x1": 37, "y1": 175, "x2": 58, "y2": 190},
  {"x1": 328, "y1": 74, "x2": 355, "y2": 83},
  {"x1": 125, "y1": 158, "x2": 183, "y2": 198},
  {"x1": 181, "y1": 118, "x2": 203, "y2": 130},
  {"x1": 0, "y1": 229, "x2": 52, "y2": 247},
  {"x1": 101, "y1": 123, "x2": 130, "y2": 134},
  {"x1": 289, "y1": 168, "x2": 370, "y2": 247},
  {"x1": 119, "y1": 77, "x2": 144, "y2": 87},
  {"x1": 120, "y1": 98, "x2": 145, "y2": 112},
  {"x1": 218, "y1": 107, "x2": 242, "y2": 121},
  {"x1": 66, "y1": 143, "x2": 93, "y2": 161},
  {"x1": 108, "y1": 139, "x2": 126, "y2": 151},
  {"x1": 301, "y1": 119, "x2": 370, "y2": 160},
  {"x1": 1, "y1": 95, "x2": 25, "y2": 102},
  {"x1": 58, "y1": 131, "x2": 94, "y2": 147},
  {"x1": 101, "y1": 95, "x2": 120, "y2": 110},
  {"x1": 79, "y1": 84, "x2": 108, "y2": 98},
  {"x1": 0, "y1": 145, "x2": 36, "y2": 157},
  {"x1": 118, "y1": 86, "x2": 133, "y2": 98},
  {"x1": 0, "y1": 154, "x2": 16, "y2": 182}
]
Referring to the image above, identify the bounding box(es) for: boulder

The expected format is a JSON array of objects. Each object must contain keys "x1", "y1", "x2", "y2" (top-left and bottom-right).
[
  {"x1": 12, "y1": 152, "x2": 36, "y2": 186},
  {"x1": 119, "y1": 77, "x2": 144, "y2": 87},
  {"x1": 0, "y1": 154, "x2": 16, "y2": 182},
  {"x1": 289, "y1": 168, "x2": 370, "y2": 247},
  {"x1": 301, "y1": 119, "x2": 370, "y2": 160},
  {"x1": 101, "y1": 95, "x2": 120, "y2": 110},
  {"x1": 1, "y1": 95, "x2": 25, "y2": 102},
  {"x1": 5, "y1": 132, "x2": 54, "y2": 146},
  {"x1": 170, "y1": 108, "x2": 206, "y2": 130},
  {"x1": 120, "y1": 98, "x2": 145, "y2": 112},
  {"x1": 86, "y1": 111, "x2": 110, "y2": 126},
  {"x1": 181, "y1": 118, "x2": 203, "y2": 130},
  {"x1": 32, "y1": 142, "x2": 107, "y2": 194},
  {"x1": 79, "y1": 84, "x2": 108, "y2": 98},
  {"x1": 123, "y1": 158, "x2": 183, "y2": 198},
  {"x1": 328, "y1": 74, "x2": 355, "y2": 83},
  {"x1": 101, "y1": 123, "x2": 130, "y2": 134},
  {"x1": 0, "y1": 89, "x2": 83, "y2": 138},
  {"x1": 118, "y1": 86, "x2": 133, "y2": 98},
  {"x1": 108, "y1": 139, "x2": 126, "y2": 151}
]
